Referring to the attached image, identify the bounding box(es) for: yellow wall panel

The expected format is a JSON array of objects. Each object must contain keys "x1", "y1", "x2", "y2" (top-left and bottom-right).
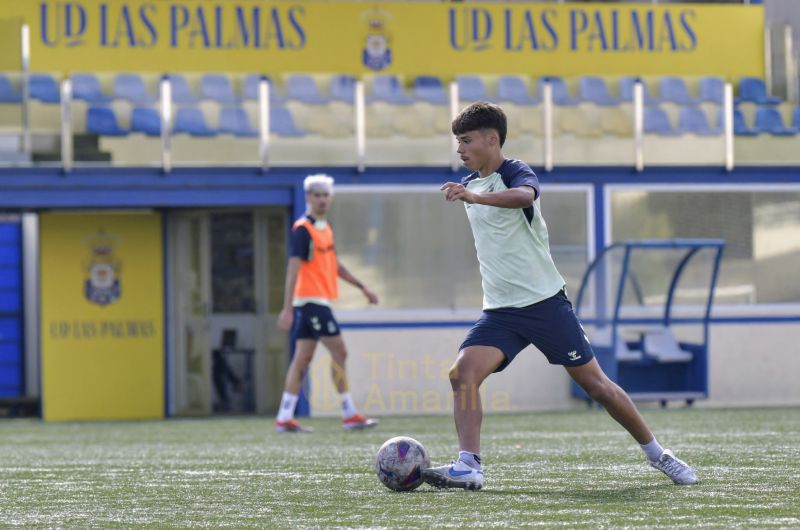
[{"x1": 40, "y1": 211, "x2": 164, "y2": 421}]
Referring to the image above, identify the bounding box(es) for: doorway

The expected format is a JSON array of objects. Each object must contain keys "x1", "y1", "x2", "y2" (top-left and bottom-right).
[{"x1": 168, "y1": 208, "x2": 288, "y2": 416}]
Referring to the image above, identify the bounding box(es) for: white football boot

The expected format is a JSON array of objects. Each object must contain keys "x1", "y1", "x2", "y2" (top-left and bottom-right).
[
  {"x1": 422, "y1": 460, "x2": 484, "y2": 491},
  {"x1": 649, "y1": 449, "x2": 699, "y2": 485}
]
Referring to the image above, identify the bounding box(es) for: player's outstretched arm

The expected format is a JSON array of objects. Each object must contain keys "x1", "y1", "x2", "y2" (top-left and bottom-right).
[
  {"x1": 338, "y1": 260, "x2": 379, "y2": 305},
  {"x1": 278, "y1": 257, "x2": 301, "y2": 331},
  {"x1": 440, "y1": 182, "x2": 534, "y2": 208}
]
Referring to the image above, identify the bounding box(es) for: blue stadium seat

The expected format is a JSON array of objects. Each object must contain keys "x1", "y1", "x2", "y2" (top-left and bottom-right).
[
  {"x1": 699, "y1": 77, "x2": 725, "y2": 104},
  {"x1": 243, "y1": 75, "x2": 282, "y2": 104},
  {"x1": 678, "y1": 107, "x2": 720, "y2": 136},
  {"x1": 29, "y1": 73, "x2": 60, "y2": 103},
  {"x1": 738, "y1": 77, "x2": 781, "y2": 105},
  {"x1": 286, "y1": 74, "x2": 329, "y2": 104},
  {"x1": 166, "y1": 74, "x2": 198, "y2": 103},
  {"x1": 579, "y1": 76, "x2": 619, "y2": 106},
  {"x1": 753, "y1": 107, "x2": 795, "y2": 135},
  {"x1": 659, "y1": 77, "x2": 699, "y2": 105},
  {"x1": 498, "y1": 76, "x2": 539, "y2": 105},
  {"x1": 538, "y1": 77, "x2": 578, "y2": 105},
  {"x1": 201, "y1": 74, "x2": 237, "y2": 104},
  {"x1": 218, "y1": 107, "x2": 257, "y2": 137},
  {"x1": 0, "y1": 74, "x2": 21, "y2": 103},
  {"x1": 270, "y1": 107, "x2": 306, "y2": 136},
  {"x1": 130, "y1": 107, "x2": 161, "y2": 136},
  {"x1": 792, "y1": 107, "x2": 800, "y2": 130},
  {"x1": 71, "y1": 73, "x2": 111, "y2": 103},
  {"x1": 413, "y1": 76, "x2": 448, "y2": 104},
  {"x1": 114, "y1": 73, "x2": 156, "y2": 104},
  {"x1": 619, "y1": 77, "x2": 659, "y2": 105},
  {"x1": 370, "y1": 75, "x2": 414, "y2": 104},
  {"x1": 174, "y1": 107, "x2": 215, "y2": 136},
  {"x1": 457, "y1": 75, "x2": 490, "y2": 101},
  {"x1": 330, "y1": 75, "x2": 356, "y2": 103},
  {"x1": 717, "y1": 109, "x2": 758, "y2": 136},
  {"x1": 644, "y1": 107, "x2": 679, "y2": 135},
  {"x1": 86, "y1": 107, "x2": 127, "y2": 136}
]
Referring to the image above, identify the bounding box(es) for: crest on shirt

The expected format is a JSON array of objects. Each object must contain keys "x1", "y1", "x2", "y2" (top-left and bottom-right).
[
  {"x1": 83, "y1": 229, "x2": 121, "y2": 306},
  {"x1": 361, "y1": 8, "x2": 392, "y2": 71}
]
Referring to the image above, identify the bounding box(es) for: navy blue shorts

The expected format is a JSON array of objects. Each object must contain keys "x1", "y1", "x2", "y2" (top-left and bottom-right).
[
  {"x1": 293, "y1": 303, "x2": 340, "y2": 340},
  {"x1": 460, "y1": 290, "x2": 594, "y2": 372}
]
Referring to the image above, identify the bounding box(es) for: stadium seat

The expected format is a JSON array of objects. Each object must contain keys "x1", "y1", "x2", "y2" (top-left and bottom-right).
[
  {"x1": 0, "y1": 74, "x2": 21, "y2": 103},
  {"x1": 537, "y1": 77, "x2": 578, "y2": 105},
  {"x1": 71, "y1": 73, "x2": 111, "y2": 103},
  {"x1": 619, "y1": 77, "x2": 659, "y2": 105},
  {"x1": 578, "y1": 76, "x2": 619, "y2": 106},
  {"x1": 29, "y1": 73, "x2": 60, "y2": 103},
  {"x1": 201, "y1": 74, "x2": 237, "y2": 104},
  {"x1": 738, "y1": 77, "x2": 781, "y2": 105},
  {"x1": 413, "y1": 76, "x2": 448, "y2": 104},
  {"x1": 243, "y1": 74, "x2": 282, "y2": 104},
  {"x1": 86, "y1": 107, "x2": 127, "y2": 136},
  {"x1": 720, "y1": 108, "x2": 758, "y2": 136},
  {"x1": 286, "y1": 74, "x2": 329, "y2": 104},
  {"x1": 330, "y1": 75, "x2": 356, "y2": 103},
  {"x1": 659, "y1": 77, "x2": 699, "y2": 105},
  {"x1": 699, "y1": 77, "x2": 725, "y2": 104},
  {"x1": 218, "y1": 107, "x2": 257, "y2": 137},
  {"x1": 753, "y1": 107, "x2": 796, "y2": 135},
  {"x1": 457, "y1": 75, "x2": 490, "y2": 101},
  {"x1": 174, "y1": 107, "x2": 215, "y2": 136},
  {"x1": 166, "y1": 74, "x2": 198, "y2": 103},
  {"x1": 271, "y1": 107, "x2": 306, "y2": 136},
  {"x1": 114, "y1": 73, "x2": 157, "y2": 104},
  {"x1": 497, "y1": 76, "x2": 539, "y2": 105},
  {"x1": 792, "y1": 107, "x2": 800, "y2": 130},
  {"x1": 643, "y1": 106, "x2": 679, "y2": 135},
  {"x1": 678, "y1": 107, "x2": 720, "y2": 136},
  {"x1": 130, "y1": 107, "x2": 161, "y2": 136},
  {"x1": 370, "y1": 75, "x2": 414, "y2": 104}
]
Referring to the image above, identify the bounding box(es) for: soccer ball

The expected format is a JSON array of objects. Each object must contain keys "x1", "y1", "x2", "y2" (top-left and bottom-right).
[{"x1": 375, "y1": 436, "x2": 430, "y2": 492}]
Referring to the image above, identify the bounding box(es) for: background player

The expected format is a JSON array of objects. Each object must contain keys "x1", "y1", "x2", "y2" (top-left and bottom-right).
[{"x1": 274, "y1": 174, "x2": 379, "y2": 433}]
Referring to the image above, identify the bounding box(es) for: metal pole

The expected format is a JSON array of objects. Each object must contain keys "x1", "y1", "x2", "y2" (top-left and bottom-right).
[
  {"x1": 724, "y1": 83, "x2": 734, "y2": 171},
  {"x1": 633, "y1": 81, "x2": 644, "y2": 172},
  {"x1": 785, "y1": 25, "x2": 797, "y2": 104},
  {"x1": 60, "y1": 79, "x2": 72, "y2": 173},
  {"x1": 543, "y1": 81, "x2": 553, "y2": 172},
  {"x1": 355, "y1": 80, "x2": 366, "y2": 173},
  {"x1": 258, "y1": 77, "x2": 271, "y2": 173},
  {"x1": 160, "y1": 76, "x2": 172, "y2": 174},
  {"x1": 449, "y1": 80, "x2": 459, "y2": 172},
  {"x1": 20, "y1": 24, "x2": 30, "y2": 157},
  {"x1": 765, "y1": 25, "x2": 773, "y2": 96}
]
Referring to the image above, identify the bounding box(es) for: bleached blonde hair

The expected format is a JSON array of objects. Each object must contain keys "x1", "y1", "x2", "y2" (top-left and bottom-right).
[{"x1": 303, "y1": 174, "x2": 334, "y2": 195}]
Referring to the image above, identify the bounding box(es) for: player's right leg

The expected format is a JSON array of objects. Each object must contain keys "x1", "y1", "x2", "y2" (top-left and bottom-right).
[
  {"x1": 422, "y1": 345, "x2": 504, "y2": 490},
  {"x1": 274, "y1": 338, "x2": 317, "y2": 433}
]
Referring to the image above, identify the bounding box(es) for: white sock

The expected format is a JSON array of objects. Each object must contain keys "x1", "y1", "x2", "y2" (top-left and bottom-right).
[
  {"x1": 641, "y1": 438, "x2": 664, "y2": 462},
  {"x1": 340, "y1": 392, "x2": 358, "y2": 419},
  {"x1": 276, "y1": 392, "x2": 298, "y2": 423},
  {"x1": 458, "y1": 450, "x2": 482, "y2": 470}
]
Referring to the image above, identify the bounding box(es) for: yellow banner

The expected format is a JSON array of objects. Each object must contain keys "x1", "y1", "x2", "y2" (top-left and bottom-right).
[
  {"x1": 0, "y1": 1, "x2": 763, "y2": 78},
  {"x1": 40, "y1": 211, "x2": 164, "y2": 421}
]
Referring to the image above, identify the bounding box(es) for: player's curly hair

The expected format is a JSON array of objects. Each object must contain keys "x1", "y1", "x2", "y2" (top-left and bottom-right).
[{"x1": 451, "y1": 102, "x2": 507, "y2": 147}]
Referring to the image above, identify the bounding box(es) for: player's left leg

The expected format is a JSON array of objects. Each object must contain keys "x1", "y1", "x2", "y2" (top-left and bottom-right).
[
  {"x1": 320, "y1": 334, "x2": 378, "y2": 430},
  {"x1": 566, "y1": 359, "x2": 698, "y2": 485}
]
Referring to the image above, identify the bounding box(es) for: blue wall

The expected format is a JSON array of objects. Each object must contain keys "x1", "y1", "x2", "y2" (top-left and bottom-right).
[{"x1": 0, "y1": 221, "x2": 24, "y2": 398}]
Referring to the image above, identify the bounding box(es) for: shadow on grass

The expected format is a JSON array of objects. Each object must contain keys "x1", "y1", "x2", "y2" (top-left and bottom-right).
[{"x1": 467, "y1": 483, "x2": 673, "y2": 502}]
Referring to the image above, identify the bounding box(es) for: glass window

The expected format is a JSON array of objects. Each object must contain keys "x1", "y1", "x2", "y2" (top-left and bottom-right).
[
  {"x1": 610, "y1": 189, "x2": 800, "y2": 305},
  {"x1": 330, "y1": 187, "x2": 590, "y2": 311},
  {"x1": 211, "y1": 212, "x2": 254, "y2": 313}
]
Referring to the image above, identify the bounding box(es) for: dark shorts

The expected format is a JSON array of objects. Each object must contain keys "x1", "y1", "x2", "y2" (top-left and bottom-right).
[
  {"x1": 293, "y1": 303, "x2": 340, "y2": 340},
  {"x1": 460, "y1": 290, "x2": 594, "y2": 372}
]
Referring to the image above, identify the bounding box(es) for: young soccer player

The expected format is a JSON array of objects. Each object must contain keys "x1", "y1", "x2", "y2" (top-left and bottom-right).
[
  {"x1": 274, "y1": 174, "x2": 379, "y2": 433},
  {"x1": 422, "y1": 102, "x2": 698, "y2": 490}
]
